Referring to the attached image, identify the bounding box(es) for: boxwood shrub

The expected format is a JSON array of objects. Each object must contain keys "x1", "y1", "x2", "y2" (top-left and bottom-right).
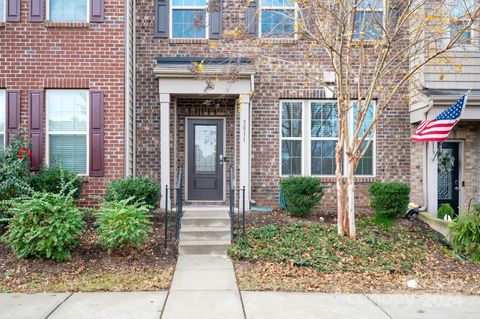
[
  {"x1": 104, "y1": 177, "x2": 160, "y2": 208},
  {"x1": 450, "y1": 210, "x2": 480, "y2": 261},
  {"x1": 2, "y1": 193, "x2": 85, "y2": 261},
  {"x1": 95, "y1": 199, "x2": 153, "y2": 253},
  {"x1": 280, "y1": 177, "x2": 324, "y2": 218},
  {"x1": 29, "y1": 165, "x2": 84, "y2": 199},
  {"x1": 368, "y1": 182, "x2": 410, "y2": 223}
]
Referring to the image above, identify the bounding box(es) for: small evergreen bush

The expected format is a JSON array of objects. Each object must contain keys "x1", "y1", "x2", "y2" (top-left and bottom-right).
[
  {"x1": 450, "y1": 210, "x2": 480, "y2": 261},
  {"x1": 2, "y1": 193, "x2": 85, "y2": 261},
  {"x1": 280, "y1": 177, "x2": 324, "y2": 217},
  {"x1": 438, "y1": 203, "x2": 455, "y2": 220},
  {"x1": 368, "y1": 182, "x2": 410, "y2": 225},
  {"x1": 95, "y1": 199, "x2": 153, "y2": 253},
  {"x1": 104, "y1": 177, "x2": 160, "y2": 208},
  {"x1": 29, "y1": 165, "x2": 84, "y2": 199}
]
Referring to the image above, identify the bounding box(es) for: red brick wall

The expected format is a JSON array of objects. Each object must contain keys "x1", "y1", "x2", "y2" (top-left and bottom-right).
[
  {"x1": 0, "y1": 0, "x2": 126, "y2": 205},
  {"x1": 135, "y1": 1, "x2": 411, "y2": 210}
]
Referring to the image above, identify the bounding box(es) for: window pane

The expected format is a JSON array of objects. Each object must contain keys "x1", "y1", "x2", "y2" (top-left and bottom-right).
[
  {"x1": 450, "y1": 21, "x2": 472, "y2": 44},
  {"x1": 311, "y1": 141, "x2": 337, "y2": 175},
  {"x1": 172, "y1": 0, "x2": 206, "y2": 6},
  {"x1": 353, "y1": 101, "x2": 375, "y2": 139},
  {"x1": 194, "y1": 125, "x2": 217, "y2": 174},
  {"x1": 355, "y1": 141, "x2": 373, "y2": 175},
  {"x1": 0, "y1": 135, "x2": 3, "y2": 148},
  {"x1": 48, "y1": 90, "x2": 88, "y2": 132},
  {"x1": 262, "y1": 0, "x2": 294, "y2": 7},
  {"x1": 281, "y1": 101, "x2": 302, "y2": 138},
  {"x1": 311, "y1": 102, "x2": 338, "y2": 138},
  {"x1": 353, "y1": 11, "x2": 383, "y2": 40},
  {"x1": 172, "y1": 9, "x2": 206, "y2": 38},
  {"x1": 261, "y1": 9, "x2": 295, "y2": 38},
  {"x1": 0, "y1": 0, "x2": 4, "y2": 22},
  {"x1": 357, "y1": 0, "x2": 384, "y2": 10},
  {"x1": 282, "y1": 140, "x2": 301, "y2": 176},
  {"x1": 50, "y1": 135, "x2": 87, "y2": 174},
  {"x1": 50, "y1": 0, "x2": 87, "y2": 22}
]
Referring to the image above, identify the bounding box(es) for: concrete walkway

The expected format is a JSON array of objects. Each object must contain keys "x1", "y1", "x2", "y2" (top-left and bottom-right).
[
  {"x1": 161, "y1": 255, "x2": 244, "y2": 319},
  {"x1": 1, "y1": 290, "x2": 480, "y2": 319}
]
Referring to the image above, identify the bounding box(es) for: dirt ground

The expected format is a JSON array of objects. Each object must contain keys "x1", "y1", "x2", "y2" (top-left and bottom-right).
[{"x1": 0, "y1": 212, "x2": 177, "y2": 293}]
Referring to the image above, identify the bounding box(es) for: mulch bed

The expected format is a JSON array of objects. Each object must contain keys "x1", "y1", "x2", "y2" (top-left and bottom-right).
[
  {"x1": 232, "y1": 209, "x2": 480, "y2": 295},
  {"x1": 0, "y1": 211, "x2": 177, "y2": 293}
]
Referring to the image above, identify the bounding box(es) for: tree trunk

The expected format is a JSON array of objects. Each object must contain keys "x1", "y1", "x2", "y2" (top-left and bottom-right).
[
  {"x1": 346, "y1": 158, "x2": 356, "y2": 239},
  {"x1": 336, "y1": 141, "x2": 345, "y2": 236},
  {"x1": 336, "y1": 156, "x2": 357, "y2": 239}
]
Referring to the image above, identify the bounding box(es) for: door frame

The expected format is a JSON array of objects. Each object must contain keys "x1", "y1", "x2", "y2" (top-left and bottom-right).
[
  {"x1": 185, "y1": 116, "x2": 227, "y2": 202},
  {"x1": 431, "y1": 140, "x2": 464, "y2": 215}
]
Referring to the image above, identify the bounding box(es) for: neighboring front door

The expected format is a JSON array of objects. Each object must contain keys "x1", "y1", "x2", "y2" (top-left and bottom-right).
[
  {"x1": 187, "y1": 118, "x2": 224, "y2": 201},
  {"x1": 437, "y1": 142, "x2": 460, "y2": 215}
]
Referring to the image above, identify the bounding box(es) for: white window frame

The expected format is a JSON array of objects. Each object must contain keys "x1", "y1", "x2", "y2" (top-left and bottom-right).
[
  {"x1": 0, "y1": 89, "x2": 5, "y2": 148},
  {"x1": 46, "y1": 0, "x2": 90, "y2": 22},
  {"x1": 279, "y1": 100, "x2": 305, "y2": 176},
  {"x1": 279, "y1": 99, "x2": 376, "y2": 178},
  {"x1": 352, "y1": 0, "x2": 386, "y2": 41},
  {"x1": 259, "y1": 0, "x2": 298, "y2": 39},
  {"x1": 169, "y1": 0, "x2": 209, "y2": 39},
  {"x1": 444, "y1": 0, "x2": 479, "y2": 50},
  {"x1": 45, "y1": 89, "x2": 90, "y2": 176}
]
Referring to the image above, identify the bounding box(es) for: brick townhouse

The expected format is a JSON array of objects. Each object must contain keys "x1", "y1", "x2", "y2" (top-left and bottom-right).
[
  {"x1": 135, "y1": 0, "x2": 411, "y2": 210},
  {"x1": 0, "y1": 0, "x2": 135, "y2": 204}
]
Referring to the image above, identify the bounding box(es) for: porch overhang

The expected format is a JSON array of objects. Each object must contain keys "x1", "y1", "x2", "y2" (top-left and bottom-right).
[
  {"x1": 410, "y1": 88, "x2": 480, "y2": 124},
  {"x1": 156, "y1": 56, "x2": 254, "y2": 211}
]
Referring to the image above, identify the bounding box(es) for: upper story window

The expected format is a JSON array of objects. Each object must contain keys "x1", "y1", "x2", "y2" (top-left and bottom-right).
[
  {"x1": 449, "y1": 0, "x2": 476, "y2": 45},
  {"x1": 171, "y1": 0, "x2": 207, "y2": 39},
  {"x1": 353, "y1": 0, "x2": 384, "y2": 41},
  {"x1": 50, "y1": 0, "x2": 88, "y2": 22},
  {"x1": 0, "y1": 90, "x2": 5, "y2": 149},
  {"x1": 260, "y1": 0, "x2": 296, "y2": 38},
  {"x1": 47, "y1": 90, "x2": 88, "y2": 174},
  {"x1": 280, "y1": 100, "x2": 376, "y2": 177}
]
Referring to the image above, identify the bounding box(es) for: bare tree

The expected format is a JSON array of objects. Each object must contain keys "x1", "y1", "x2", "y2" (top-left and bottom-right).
[{"x1": 196, "y1": 0, "x2": 480, "y2": 238}]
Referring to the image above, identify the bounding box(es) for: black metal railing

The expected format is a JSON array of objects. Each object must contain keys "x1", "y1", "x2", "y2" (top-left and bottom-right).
[
  {"x1": 229, "y1": 166, "x2": 247, "y2": 240},
  {"x1": 164, "y1": 167, "x2": 183, "y2": 248}
]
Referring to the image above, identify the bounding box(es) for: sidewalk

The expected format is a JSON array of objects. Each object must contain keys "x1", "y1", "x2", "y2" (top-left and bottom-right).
[{"x1": 2, "y1": 290, "x2": 480, "y2": 319}]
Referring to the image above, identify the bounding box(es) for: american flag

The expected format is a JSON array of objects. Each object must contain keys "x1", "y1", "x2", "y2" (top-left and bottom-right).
[{"x1": 411, "y1": 94, "x2": 468, "y2": 142}]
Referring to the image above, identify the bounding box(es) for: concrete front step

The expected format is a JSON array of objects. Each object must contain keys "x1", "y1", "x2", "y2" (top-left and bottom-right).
[
  {"x1": 181, "y1": 215, "x2": 230, "y2": 228},
  {"x1": 180, "y1": 227, "x2": 231, "y2": 241},
  {"x1": 178, "y1": 240, "x2": 231, "y2": 255}
]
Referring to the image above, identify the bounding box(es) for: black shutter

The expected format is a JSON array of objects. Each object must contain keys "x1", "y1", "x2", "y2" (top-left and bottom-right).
[
  {"x1": 155, "y1": 0, "x2": 169, "y2": 38},
  {"x1": 209, "y1": 0, "x2": 222, "y2": 39},
  {"x1": 245, "y1": 0, "x2": 258, "y2": 38}
]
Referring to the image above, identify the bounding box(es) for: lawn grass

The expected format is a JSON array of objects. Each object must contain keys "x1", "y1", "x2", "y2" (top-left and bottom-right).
[
  {"x1": 229, "y1": 217, "x2": 430, "y2": 274},
  {"x1": 0, "y1": 268, "x2": 174, "y2": 293}
]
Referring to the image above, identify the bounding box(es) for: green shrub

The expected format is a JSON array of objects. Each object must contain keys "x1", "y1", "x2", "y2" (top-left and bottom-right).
[
  {"x1": 438, "y1": 203, "x2": 455, "y2": 220},
  {"x1": 29, "y1": 165, "x2": 84, "y2": 199},
  {"x1": 368, "y1": 182, "x2": 410, "y2": 224},
  {"x1": 280, "y1": 177, "x2": 324, "y2": 217},
  {"x1": 0, "y1": 133, "x2": 34, "y2": 227},
  {"x1": 450, "y1": 211, "x2": 480, "y2": 261},
  {"x1": 95, "y1": 199, "x2": 153, "y2": 253},
  {"x1": 104, "y1": 177, "x2": 160, "y2": 208},
  {"x1": 1, "y1": 193, "x2": 85, "y2": 261}
]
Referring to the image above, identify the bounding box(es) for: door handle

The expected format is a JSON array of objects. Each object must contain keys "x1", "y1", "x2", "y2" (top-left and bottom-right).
[{"x1": 454, "y1": 180, "x2": 460, "y2": 191}]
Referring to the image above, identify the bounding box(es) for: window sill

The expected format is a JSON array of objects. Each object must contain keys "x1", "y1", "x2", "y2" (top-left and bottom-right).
[
  {"x1": 44, "y1": 21, "x2": 91, "y2": 28},
  {"x1": 260, "y1": 38, "x2": 298, "y2": 44},
  {"x1": 169, "y1": 38, "x2": 209, "y2": 44}
]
